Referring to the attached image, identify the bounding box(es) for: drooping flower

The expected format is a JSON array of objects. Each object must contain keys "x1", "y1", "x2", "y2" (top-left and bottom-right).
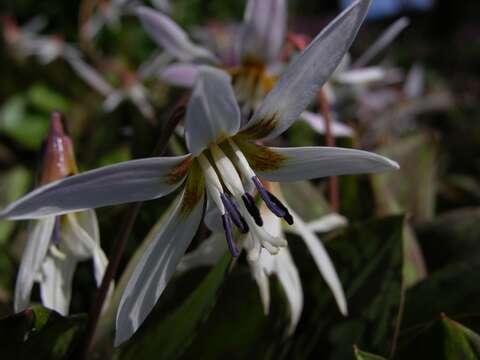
[
  {"x1": 179, "y1": 182, "x2": 349, "y2": 333},
  {"x1": 13, "y1": 113, "x2": 110, "y2": 316},
  {"x1": 0, "y1": 0, "x2": 398, "y2": 344}
]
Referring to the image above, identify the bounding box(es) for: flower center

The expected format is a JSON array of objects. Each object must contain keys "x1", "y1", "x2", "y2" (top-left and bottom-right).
[
  {"x1": 197, "y1": 139, "x2": 290, "y2": 257},
  {"x1": 229, "y1": 64, "x2": 276, "y2": 122}
]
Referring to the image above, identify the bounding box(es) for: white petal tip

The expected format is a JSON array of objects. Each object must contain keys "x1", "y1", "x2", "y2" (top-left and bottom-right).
[{"x1": 388, "y1": 159, "x2": 400, "y2": 170}]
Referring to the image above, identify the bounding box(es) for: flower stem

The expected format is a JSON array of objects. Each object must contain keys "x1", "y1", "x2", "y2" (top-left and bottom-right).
[
  {"x1": 77, "y1": 105, "x2": 186, "y2": 360},
  {"x1": 318, "y1": 89, "x2": 339, "y2": 212}
]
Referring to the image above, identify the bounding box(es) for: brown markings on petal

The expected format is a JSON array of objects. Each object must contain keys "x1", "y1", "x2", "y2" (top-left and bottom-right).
[
  {"x1": 234, "y1": 137, "x2": 286, "y2": 172},
  {"x1": 167, "y1": 156, "x2": 193, "y2": 185},
  {"x1": 238, "y1": 112, "x2": 278, "y2": 140},
  {"x1": 180, "y1": 159, "x2": 205, "y2": 217}
]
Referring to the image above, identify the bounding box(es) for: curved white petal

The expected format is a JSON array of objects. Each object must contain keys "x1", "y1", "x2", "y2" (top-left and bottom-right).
[
  {"x1": 136, "y1": 6, "x2": 217, "y2": 63},
  {"x1": 62, "y1": 211, "x2": 113, "y2": 307},
  {"x1": 271, "y1": 248, "x2": 303, "y2": 333},
  {"x1": 39, "y1": 254, "x2": 77, "y2": 316},
  {"x1": 300, "y1": 111, "x2": 354, "y2": 137},
  {"x1": 185, "y1": 67, "x2": 241, "y2": 155},
  {"x1": 243, "y1": 0, "x2": 372, "y2": 140},
  {"x1": 240, "y1": 0, "x2": 286, "y2": 64},
  {"x1": 177, "y1": 233, "x2": 226, "y2": 272},
  {"x1": 255, "y1": 146, "x2": 399, "y2": 182},
  {"x1": 291, "y1": 211, "x2": 347, "y2": 315},
  {"x1": 161, "y1": 63, "x2": 199, "y2": 87},
  {"x1": 248, "y1": 252, "x2": 271, "y2": 314},
  {"x1": 103, "y1": 92, "x2": 125, "y2": 113},
  {"x1": 353, "y1": 16, "x2": 410, "y2": 68},
  {"x1": 0, "y1": 155, "x2": 191, "y2": 220},
  {"x1": 64, "y1": 54, "x2": 113, "y2": 96},
  {"x1": 14, "y1": 217, "x2": 56, "y2": 312},
  {"x1": 115, "y1": 189, "x2": 205, "y2": 346},
  {"x1": 306, "y1": 213, "x2": 348, "y2": 233},
  {"x1": 203, "y1": 197, "x2": 223, "y2": 232}
]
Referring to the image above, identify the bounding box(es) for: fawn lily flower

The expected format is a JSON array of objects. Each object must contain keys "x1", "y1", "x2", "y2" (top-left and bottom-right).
[
  {"x1": 13, "y1": 113, "x2": 109, "y2": 316},
  {"x1": 179, "y1": 182, "x2": 348, "y2": 333},
  {"x1": 0, "y1": 1, "x2": 398, "y2": 343},
  {"x1": 136, "y1": 0, "x2": 289, "y2": 118}
]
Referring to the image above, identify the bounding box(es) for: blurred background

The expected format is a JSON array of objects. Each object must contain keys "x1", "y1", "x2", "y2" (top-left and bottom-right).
[{"x1": 0, "y1": 0, "x2": 480, "y2": 359}]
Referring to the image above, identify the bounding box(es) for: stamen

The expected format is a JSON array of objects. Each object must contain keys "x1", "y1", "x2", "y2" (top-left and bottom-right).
[
  {"x1": 266, "y1": 192, "x2": 294, "y2": 225},
  {"x1": 252, "y1": 176, "x2": 294, "y2": 225},
  {"x1": 221, "y1": 193, "x2": 249, "y2": 233},
  {"x1": 222, "y1": 214, "x2": 239, "y2": 257},
  {"x1": 241, "y1": 193, "x2": 263, "y2": 226}
]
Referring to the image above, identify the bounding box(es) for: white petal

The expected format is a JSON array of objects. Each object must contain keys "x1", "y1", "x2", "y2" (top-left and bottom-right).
[
  {"x1": 177, "y1": 233, "x2": 226, "y2": 272},
  {"x1": 0, "y1": 155, "x2": 191, "y2": 220},
  {"x1": 115, "y1": 189, "x2": 204, "y2": 346},
  {"x1": 128, "y1": 84, "x2": 155, "y2": 119},
  {"x1": 403, "y1": 63, "x2": 425, "y2": 99},
  {"x1": 244, "y1": 0, "x2": 372, "y2": 140},
  {"x1": 185, "y1": 66, "x2": 241, "y2": 155},
  {"x1": 39, "y1": 254, "x2": 77, "y2": 316},
  {"x1": 103, "y1": 92, "x2": 125, "y2": 112},
  {"x1": 248, "y1": 253, "x2": 271, "y2": 314},
  {"x1": 240, "y1": 0, "x2": 286, "y2": 63},
  {"x1": 353, "y1": 16, "x2": 410, "y2": 68},
  {"x1": 270, "y1": 248, "x2": 303, "y2": 333},
  {"x1": 64, "y1": 54, "x2": 113, "y2": 96},
  {"x1": 14, "y1": 217, "x2": 56, "y2": 312},
  {"x1": 161, "y1": 63, "x2": 199, "y2": 87},
  {"x1": 300, "y1": 111, "x2": 354, "y2": 137},
  {"x1": 291, "y1": 211, "x2": 347, "y2": 315},
  {"x1": 306, "y1": 213, "x2": 348, "y2": 233},
  {"x1": 138, "y1": 51, "x2": 174, "y2": 80},
  {"x1": 255, "y1": 146, "x2": 399, "y2": 182},
  {"x1": 203, "y1": 197, "x2": 223, "y2": 232},
  {"x1": 62, "y1": 212, "x2": 112, "y2": 305},
  {"x1": 334, "y1": 66, "x2": 386, "y2": 84},
  {"x1": 136, "y1": 6, "x2": 217, "y2": 63}
]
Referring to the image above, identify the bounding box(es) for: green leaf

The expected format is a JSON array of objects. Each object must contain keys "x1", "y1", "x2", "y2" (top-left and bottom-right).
[
  {"x1": 27, "y1": 84, "x2": 70, "y2": 113},
  {"x1": 0, "y1": 306, "x2": 85, "y2": 359},
  {"x1": 353, "y1": 346, "x2": 387, "y2": 360},
  {"x1": 0, "y1": 166, "x2": 32, "y2": 243},
  {"x1": 280, "y1": 181, "x2": 330, "y2": 221},
  {"x1": 372, "y1": 133, "x2": 438, "y2": 222},
  {"x1": 398, "y1": 314, "x2": 480, "y2": 359},
  {"x1": 416, "y1": 207, "x2": 480, "y2": 272},
  {"x1": 402, "y1": 262, "x2": 480, "y2": 332},
  {"x1": 179, "y1": 268, "x2": 290, "y2": 360},
  {"x1": 119, "y1": 253, "x2": 232, "y2": 360},
  {"x1": 284, "y1": 215, "x2": 405, "y2": 359}
]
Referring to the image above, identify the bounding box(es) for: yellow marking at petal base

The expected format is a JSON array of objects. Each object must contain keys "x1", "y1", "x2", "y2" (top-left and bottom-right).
[
  {"x1": 233, "y1": 137, "x2": 286, "y2": 172},
  {"x1": 180, "y1": 159, "x2": 205, "y2": 217},
  {"x1": 167, "y1": 156, "x2": 193, "y2": 185}
]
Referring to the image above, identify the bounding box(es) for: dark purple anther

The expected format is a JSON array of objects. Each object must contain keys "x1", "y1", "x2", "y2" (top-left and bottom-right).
[
  {"x1": 265, "y1": 191, "x2": 294, "y2": 225},
  {"x1": 252, "y1": 177, "x2": 293, "y2": 225},
  {"x1": 221, "y1": 193, "x2": 249, "y2": 233},
  {"x1": 51, "y1": 216, "x2": 62, "y2": 246},
  {"x1": 222, "y1": 214, "x2": 239, "y2": 257},
  {"x1": 242, "y1": 193, "x2": 263, "y2": 226}
]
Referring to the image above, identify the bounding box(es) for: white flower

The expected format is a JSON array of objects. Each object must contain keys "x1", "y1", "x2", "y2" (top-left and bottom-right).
[
  {"x1": 0, "y1": 0, "x2": 398, "y2": 345},
  {"x1": 179, "y1": 182, "x2": 349, "y2": 334},
  {"x1": 13, "y1": 114, "x2": 110, "y2": 315}
]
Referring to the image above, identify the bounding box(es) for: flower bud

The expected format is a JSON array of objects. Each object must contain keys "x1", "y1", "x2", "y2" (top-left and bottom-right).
[{"x1": 39, "y1": 112, "x2": 78, "y2": 185}]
